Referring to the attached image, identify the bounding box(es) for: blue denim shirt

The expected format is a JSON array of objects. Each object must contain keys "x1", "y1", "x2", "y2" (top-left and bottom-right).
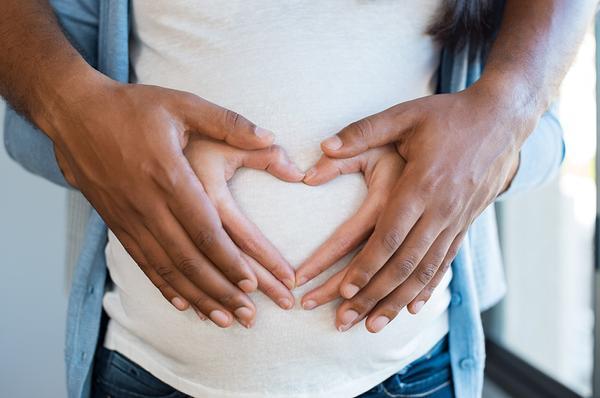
[{"x1": 3, "y1": 1, "x2": 565, "y2": 397}]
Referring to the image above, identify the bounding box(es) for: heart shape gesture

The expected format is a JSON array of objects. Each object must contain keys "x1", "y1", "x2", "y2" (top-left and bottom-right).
[
  {"x1": 295, "y1": 146, "x2": 406, "y2": 329},
  {"x1": 184, "y1": 136, "x2": 304, "y2": 326}
]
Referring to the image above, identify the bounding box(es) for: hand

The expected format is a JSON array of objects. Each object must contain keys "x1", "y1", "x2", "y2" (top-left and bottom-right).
[
  {"x1": 48, "y1": 76, "x2": 280, "y2": 328},
  {"x1": 294, "y1": 146, "x2": 405, "y2": 325},
  {"x1": 184, "y1": 137, "x2": 304, "y2": 314},
  {"x1": 316, "y1": 86, "x2": 522, "y2": 333}
]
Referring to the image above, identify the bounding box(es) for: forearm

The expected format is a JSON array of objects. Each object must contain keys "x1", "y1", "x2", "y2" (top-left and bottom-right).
[
  {"x1": 475, "y1": 0, "x2": 597, "y2": 142},
  {"x1": 0, "y1": 0, "x2": 102, "y2": 141}
]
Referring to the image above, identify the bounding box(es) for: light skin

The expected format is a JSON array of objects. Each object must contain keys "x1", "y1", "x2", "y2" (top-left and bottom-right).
[{"x1": 1, "y1": 0, "x2": 598, "y2": 334}]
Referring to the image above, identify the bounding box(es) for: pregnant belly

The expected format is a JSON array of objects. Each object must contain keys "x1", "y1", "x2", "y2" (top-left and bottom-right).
[{"x1": 103, "y1": 170, "x2": 451, "y2": 396}]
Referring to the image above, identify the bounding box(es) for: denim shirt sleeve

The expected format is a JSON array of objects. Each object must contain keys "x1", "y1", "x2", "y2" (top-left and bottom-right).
[
  {"x1": 2, "y1": 0, "x2": 100, "y2": 189},
  {"x1": 3, "y1": 110, "x2": 70, "y2": 188},
  {"x1": 497, "y1": 104, "x2": 565, "y2": 200}
]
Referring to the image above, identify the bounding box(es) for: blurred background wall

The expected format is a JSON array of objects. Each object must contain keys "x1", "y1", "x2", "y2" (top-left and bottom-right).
[{"x1": 0, "y1": 100, "x2": 69, "y2": 397}]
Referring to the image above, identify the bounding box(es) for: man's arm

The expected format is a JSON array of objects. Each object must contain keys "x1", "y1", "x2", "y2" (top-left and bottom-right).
[
  {"x1": 0, "y1": 0, "x2": 296, "y2": 328},
  {"x1": 314, "y1": 0, "x2": 598, "y2": 332}
]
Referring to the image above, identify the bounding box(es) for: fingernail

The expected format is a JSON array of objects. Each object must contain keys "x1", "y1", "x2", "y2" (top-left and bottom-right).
[
  {"x1": 302, "y1": 300, "x2": 317, "y2": 310},
  {"x1": 340, "y1": 309, "x2": 359, "y2": 325},
  {"x1": 255, "y1": 127, "x2": 275, "y2": 140},
  {"x1": 193, "y1": 307, "x2": 207, "y2": 320},
  {"x1": 304, "y1": 168, "x2": 317, "y2": 181},
  {"x1": 278, "y1": 298, "x2": 293, "y2": 309},
  {"x1": 341, "y1": 283, "x2": 360, "y2": 299},
  {"x1": 337, "y1": 322, "x2": 353, "y2": 333},
  {"x1": 209, "y1": 310, "x2": 231, "y2": 327},
  {"x1": 322, "y1": 135, "x2": 343, "y2": 150},
  {"x1": 371, "y1": 316, "x2": 390, "y2": 333},
  {"x1": 171, "y1": 297, "x2": 188, "y2": 311},
  {"x1": 234, "y1": 307, "x2": 254, "y2": 328},
  {"x1": 413, "y1": 300, "x2": 425, "y2": 314},
  {"x1": 284, "y1": 278, "x2": 296, "y2": 290},
  {"x1": 296, "y1": 276, "x2": 308, "y2": 287},
  {"x1": 238, "y1": 279, "x2": 257, "y2": 293}
]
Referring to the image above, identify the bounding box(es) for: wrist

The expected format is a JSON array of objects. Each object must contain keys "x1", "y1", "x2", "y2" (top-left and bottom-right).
[
  {"x1": 466, "y1": 73, "x2": 546, "y2": 145},
  {"x1": 31, "y1": 58, "x2": 116, "y2": 145}
]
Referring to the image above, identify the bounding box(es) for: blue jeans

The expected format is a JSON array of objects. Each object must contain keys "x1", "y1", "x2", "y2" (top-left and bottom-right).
[{"x1": 92, "y1": 336, "x2": 453, "y2": 398}]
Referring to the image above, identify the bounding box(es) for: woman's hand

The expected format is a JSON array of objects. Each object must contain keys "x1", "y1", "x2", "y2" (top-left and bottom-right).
[
  {"x1": 184, "y1": 136, "x2": 304, "y2": 323},
  {"x1": 294, "y1": 146, "x2": 405, "y2": 330},
  {"x1": 313, "y1": 87, "x2": 521, "y2": 333}
]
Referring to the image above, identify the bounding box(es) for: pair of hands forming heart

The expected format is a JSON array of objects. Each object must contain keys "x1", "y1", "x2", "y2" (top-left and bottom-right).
[
  {"x1": 53, "y1": 80, "x2": 519, "y2": 334},
  {"x1": 182, "y1": 135, "x2": 407, "y2": 332},
  {"x1": 184, "y1": 89, "x2": 521, "y2": 335}
]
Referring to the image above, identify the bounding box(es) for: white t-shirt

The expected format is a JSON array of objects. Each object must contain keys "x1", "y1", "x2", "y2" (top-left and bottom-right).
[{"x1": 103, "y1": 1, "x2": 451, "y2": 397}]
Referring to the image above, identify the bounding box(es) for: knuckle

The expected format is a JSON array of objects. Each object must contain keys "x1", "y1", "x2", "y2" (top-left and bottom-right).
[
  {"x1": 416, "y1": 263, "x2": 438, "y2": 285},
  {"x1": 352, "y1": 295, "x2": 379, "y2": 313},
  {"x1": 193, "y1": 228, "x2": 217, "y2": 251},
  {"x1": 382, "y1": 228, "x2": 403, "y2": 252},
  {"x1": 418, "y1": 174, "x2": 442, "y2": 196},
  {"x1": 351, "y1": 118, "x2": 374, "y2": 143},
  {"x1": 176, "y1": 257, "x2": 199, "y2": 278},
  {"x1": 391, "y1": 256, "x2": 418, "y2": 281},
  {"x1": 434, "y1": 261, "x2": 451, "y2": 276},
  {"x1": 224, "y1": 109, "x2": 241, "y2": 131},
  {"x1": 218, "y1": 292, "x2": 241, "y2": 308},
  {"x1": 155, "y1": 265, "x2": 177, "y2": 281},
  {"x1": 437, "y1": 201, "x2": 459, "y2": 219},
  {"x1": 238, "y1": 236, "x2": 260, "y2": 255}
]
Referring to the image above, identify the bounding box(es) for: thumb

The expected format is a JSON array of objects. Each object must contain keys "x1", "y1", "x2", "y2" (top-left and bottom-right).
[
  {"x1": 180, "y1": 92, "x2": 275, "y2": 150},
  {"x1": 241, "y1": 145, "x2": 305, "y2": 182},
  {"x1": 320, "y1": 102, "x2": 420, "y2": 158},
  {"x1": 303, "y1": 154, "x2": 365, "y2": 186}
]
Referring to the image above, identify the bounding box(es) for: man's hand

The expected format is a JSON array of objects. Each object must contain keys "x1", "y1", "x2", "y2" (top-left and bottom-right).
[
  {"x1": 316, "y1": 87, "x2": 521, "y2": 333},
  {"x1": 50, "y1": 77, "x2": 283, "y2": 329},
  {"x1": 184, "y1": 137, "x2": 304, "y2": 314}
]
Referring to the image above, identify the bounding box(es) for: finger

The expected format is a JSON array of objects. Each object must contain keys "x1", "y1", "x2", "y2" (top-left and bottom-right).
[
  {"x1": 320, "y1": 102, "x2": 421, "y2": 158},
  {"x1": 179, "y1": 93, "x2": 274, "y2": 149},
  {"x1": 338, "y1": 178, "x2": 423, "y2": 299},
  {"x1": 114, "y1": 230, "x2": 189, "y2": 311},
  {"x1": 303, "y1": 153, "x2": 364, "y2": 186},
  {"x1": 144, "y1": 204, "x2": 257, "y2": 328},
  {"x1": 243, "y1": 253, "x2": 294, "y2": 310},
  {"x1": 218, "y1": 192, "x2": 296, "y2": 289},
  {"x1": 115, "y1": 228, "x2": 235, "y2": 327},
  {"x1": 295, "y1": 190, "x2": 380, "y2": 287},
  {"x1": 357, "y1": 229, "x2": 451, "y2": 334},
  {"x1": 242, "y1": 145, "x2": 304, "y2": 182},
  {"x1": 301, "y1": 269, "x2": 347, "y2": 311},
  {"x1": 407, "y1": 230, "x2": 465, "y2": 314},
  {"x1": 335, "y1": 217, "x2": 443, "y2": 332},
  {"x1": 163, "y1": 161, "x2": 258, "y2": 292}
]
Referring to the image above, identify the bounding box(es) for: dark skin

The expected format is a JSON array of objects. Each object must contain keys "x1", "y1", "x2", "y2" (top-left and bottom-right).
[
  {"x1": 0, "y1": 0, "x2": 300, "y2": 329},
  {"x1": 296, "y1": 0, "x2": 598, "y2": 332},
  {"x1": 0, "y1": 0, "x2": 597, "y2": 333}
]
